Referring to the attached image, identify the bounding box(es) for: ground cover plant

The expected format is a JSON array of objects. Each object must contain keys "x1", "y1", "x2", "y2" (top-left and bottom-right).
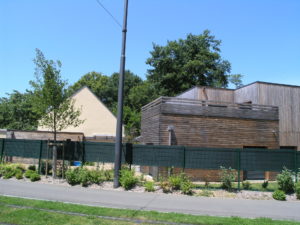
[
  {"x1": 219, "y1": 166, "x2": 236, "y2": 191},
  {"x1": 119, "y1": 168, "x2": 138, "y2": 190},
  {"x1": 0, "y1": 196, "x2": 299, "y2": 225}
]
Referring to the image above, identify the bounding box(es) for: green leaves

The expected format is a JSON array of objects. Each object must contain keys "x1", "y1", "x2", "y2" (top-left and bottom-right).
[{"x1": 146, "y1": 30, "x2": 238, "y2": 96}]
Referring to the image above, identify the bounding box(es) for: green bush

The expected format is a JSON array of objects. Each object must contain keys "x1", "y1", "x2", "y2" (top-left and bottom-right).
[
  {"x1": 24, "y1": 170, "x2": 35, "y2": 178},
  {"x1": 3, "y1": 166, "x2": 16, "y2": 179},
  {"x1": 181, "y1": 180, "x2": 194, "y2": 195},
  {"x1": 160, "y1": 181, "x2": 171, "y2": 193},
  {"x1": 295, "y1": 183, "x2": 300, "y2": 200},
  {"x1": 242, "y1": 181, "x2": 251, "y2": 190},
  {"x1": 119, "y1": 169, "x2": 138, "y2": 190},
  {"x1": 168, "y1": 175, "x2": 182, "y2": 190},
  {"x1": 262, "y1": 180, "x2": 269, "y2": 189},
  {"x1": 15, "y1": 169, "x2": 23, "y2": 180},
  {"x1": 272, "y1": 190, "x2": 286, "y2": 201},
  {"x1": 219, "y1": 166, "x2": 236, "y2": 191},
  {"x1": 89, "y1": 170, "x2": 105, "y2": 185},
  {"x1": 65, "y1": 168, "x2": 81, "y2": 186},
  {"x1": 28, "y1": 165, "x2": 36, "y2": 171},
  {"x1": 30, "y1": 172, "x2": 41, "y2": 182},
  {"x1": 104, "y1": 169, "x2": 114, "y2": 181},
  {"x1": 144, "y1": 181, "x2": 155, "y2": 192},
  {"x1": 276, "y1": 168, "x2": 294, "y2": 194},
  {"x1": 78, "y1": 168, "x2": 91, "y2": 187}
]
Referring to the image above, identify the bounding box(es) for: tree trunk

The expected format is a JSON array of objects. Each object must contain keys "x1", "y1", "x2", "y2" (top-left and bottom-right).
[{"x1": 52, "y1": 113, "x2": 57, "y2": 179}]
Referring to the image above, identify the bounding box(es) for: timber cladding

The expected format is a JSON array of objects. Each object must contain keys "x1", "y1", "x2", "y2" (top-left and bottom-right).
[
  {"x1": 142, "y1": 97, "x2": 279, "y2": 149},
  {"x1": 141, "y1": 97, "x2": 280, "y2": 181}
]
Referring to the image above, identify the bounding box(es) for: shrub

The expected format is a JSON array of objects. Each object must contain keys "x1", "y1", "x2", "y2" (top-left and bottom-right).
[
  {"x1": 276, "y1": 168, "x2": 294, "y2": 194},
  {"x1": 181, "y1": 180, "x2": 194, "y2": 195},
  {"x1": 119, "y1": 169, "x2": 138, "y2": 190},
  {"x1": 272, "y1": 190, "x2": 286, "y2": 201},
  {"x1": 104, "y1": 169, "x2": 114, "y2": 181},
  {"x1": 262, "y1": 180, "x2": 269, "y2": 189},
  {"x1": 28, "y1": 165, "x2": 36, "y2": 171},
  {"x1": 219, "y1": 166, "x2": 236, "y2": 191},
  {"x1": 24, "y1": 170, "x2": 35, "y2": 178},
  {"x1": 65, "y1": 168, "x2": 81, "y2": 186},
  {"x1": 242, "y1": 181, "x2": 251, "y2": 190},
  {"x1": 168, "y1": 175, "x2": 182, "y2": 190},
  {"x1": 3, "y1": 166, "x2": 16, "y2": 179},
  {"x1": 160, "y1": 181, "x2": 171, "y2": 193},
  {"x1": 30, "y1": 172, "x2": 41, "y2": 182},
  {"x1": 15, "y1": 169, "x2": 23, "y2": 180},
  {"x1": 89, "y1": 170, "x2": 105, "y2": 185},
  {"x1": 295, "y1": 183, "x2": 300, "y2": 200},
  {"x1": 78, "y1": 168, "x2": 91, "y2": 187},
  {"x1": 144, "y1": 181, "x2": 155, "y2": 192}
]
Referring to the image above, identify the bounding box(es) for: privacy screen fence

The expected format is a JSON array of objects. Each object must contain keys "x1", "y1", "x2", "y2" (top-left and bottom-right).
[{"x1": 1, "y1": 138, "x2": 299, "y2": 174}]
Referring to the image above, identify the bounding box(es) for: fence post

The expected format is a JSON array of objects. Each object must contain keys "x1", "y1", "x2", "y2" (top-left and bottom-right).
[
  {"x1": 38, "y1": 141, "x2": 43, "y2": 174},
  {"x1": 182, "y1": 146, "x2": 186, "y2": 172},
  {"x1": 295, "y1": 149, "x2": 298, "y2": 183},
  {"x1": 0, "y1": 139, "x2": 5, "y2": 163},
  {"x1": 81, "y1": 141, "x2": 85, "y2": 167},
  {"x1": 237, "y1": 149, "x2": 241, "y2": 191}
]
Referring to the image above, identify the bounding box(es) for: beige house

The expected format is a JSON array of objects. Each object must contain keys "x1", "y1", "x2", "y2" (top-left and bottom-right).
[{"x1": 38, "y1": 86, "x2": 122, "y2": 140}]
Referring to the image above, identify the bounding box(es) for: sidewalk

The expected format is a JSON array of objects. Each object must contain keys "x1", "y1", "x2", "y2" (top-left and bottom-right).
[{"x1": 0, "y1": 179, "x2": 299, "y2": 222}]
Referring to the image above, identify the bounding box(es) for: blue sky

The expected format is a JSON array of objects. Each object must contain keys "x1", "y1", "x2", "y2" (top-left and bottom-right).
[{"x1": 1, "y1": 0, "x2": 300, "y2": 97}]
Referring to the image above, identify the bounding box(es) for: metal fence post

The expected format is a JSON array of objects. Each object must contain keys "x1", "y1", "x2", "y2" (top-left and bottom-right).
[
  {"x1": 81, "y1": 141, "x2": 85, "y2": 167},
  {"x1": 295, "y1": 149, "x2": 298, "y2": 183},
  {"x1": 38, "y1": 140, "x2": 43, "y2": 174},
  {"x1": 182, "y1": 146, "x2": 186, "y2": 172},
  {"x1": 237, "y1": 149, "x2": 241, "y2": 191},
  {"x1": 0, "y1": 139, "x2": 4, "y2": 163}
]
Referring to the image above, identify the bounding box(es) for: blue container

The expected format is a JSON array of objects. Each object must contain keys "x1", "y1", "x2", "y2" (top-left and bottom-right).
[{"x1": 73, "y1": 161, "x2": 82, "y2": 166}]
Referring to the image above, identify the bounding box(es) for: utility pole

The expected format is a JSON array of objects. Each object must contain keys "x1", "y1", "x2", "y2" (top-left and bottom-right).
[{"x1": 114, "y1": 0, "x2": 129, "y2": 188}]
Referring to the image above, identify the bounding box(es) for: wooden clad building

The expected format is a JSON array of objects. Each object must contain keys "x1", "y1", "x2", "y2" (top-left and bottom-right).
[
  {"x1": 177, "y1": 81, "x2": 300, "y2": 150},
  {"x1": 141, "y1": 96, "x2": 279, "y2": 181}
]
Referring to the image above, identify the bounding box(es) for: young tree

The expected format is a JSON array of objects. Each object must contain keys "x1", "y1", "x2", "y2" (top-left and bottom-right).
[
  {"x1": 30, "y1": 49, "x2": 83, "y2": 178},
  {"x1": 146, "y1": 30, "x2": 243, "y2": 96}
]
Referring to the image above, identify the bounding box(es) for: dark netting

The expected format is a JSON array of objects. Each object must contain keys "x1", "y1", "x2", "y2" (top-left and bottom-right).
[
  {"x1": 131, "y1": 144, "x2": 184, "y2": 167},
  {"x1": 4, "y1": 139, "x2": 41, "y2": 159},
  {"x1": 84, "y1": 142, "x2": 115, "y2": 162},
  {"x1": 297, "y1": 152, "x2": 300, "y2": 169},
  {"x1": 241, "y1": 149, "x2": 295, "y2": 171},
  {"x1": 185, "y1": 147, "x2": 238, "y2": 169}
]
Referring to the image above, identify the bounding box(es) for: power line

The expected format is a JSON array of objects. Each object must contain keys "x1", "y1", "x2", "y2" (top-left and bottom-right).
[{"x1": 95, "y1": 0, "x2": 122, "y2": 28}]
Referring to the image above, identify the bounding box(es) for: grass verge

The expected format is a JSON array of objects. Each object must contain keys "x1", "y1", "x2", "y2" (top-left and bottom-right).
[{"x1": 0, "y1": 195, "x2": 299, "y2": 225}]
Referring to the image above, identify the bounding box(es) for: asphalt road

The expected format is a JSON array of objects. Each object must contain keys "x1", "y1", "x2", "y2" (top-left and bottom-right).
[{"x1": 0, "y1": 179, "x2": 300, "y2": 222}]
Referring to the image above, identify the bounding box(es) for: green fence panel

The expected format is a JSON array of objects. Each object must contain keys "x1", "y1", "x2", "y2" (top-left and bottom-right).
[
  {"x1": 241, "y1": 148, "x2": 295, "y2": 171},
  {"x1": 5, "y1": 139, "x2": 41, "y2": 158},
  {"x1": 84, "y1": 142, "x2": 115, "y2": 162},
  {"x1": 185, "y1": 147, "x2": 238, "y2": 169},
  {"x1": 131, "y1": 144, "x2": 184, "y2": 167}
]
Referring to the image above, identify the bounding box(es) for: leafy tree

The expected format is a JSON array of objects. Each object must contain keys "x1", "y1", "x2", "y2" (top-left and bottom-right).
[
  {"x1": 0, "y1": 91, "x2": 40, "y2": 130},
  {"x1": 228, "y1": 74, "x2": 243, "y2": 88},
  {"x1": 146, "y1": 30, "x2": 241, "y2": 96},
  {"x1": 30, "y1": 49, "x2": 83, "y2": 178},
  {"x1": 68, "y1": 71, "x2": 110, "y2": 103}
]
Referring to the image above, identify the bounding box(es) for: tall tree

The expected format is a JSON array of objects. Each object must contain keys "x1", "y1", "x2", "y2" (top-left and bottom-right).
[
  {"x1": 30, "y1": 49, "x2": 83, "y2": 178},
  {"x1": 0, "y1": 90, "x2": 41, "y2": 130},
  {"x1": 146, "y1": 30, "x2": 241, "y2": 96}
]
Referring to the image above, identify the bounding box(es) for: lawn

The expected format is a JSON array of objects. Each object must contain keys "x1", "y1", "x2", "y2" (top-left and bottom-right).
[{"x1": 0, "y1": 196, "x2": 299, "y2": 225}]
